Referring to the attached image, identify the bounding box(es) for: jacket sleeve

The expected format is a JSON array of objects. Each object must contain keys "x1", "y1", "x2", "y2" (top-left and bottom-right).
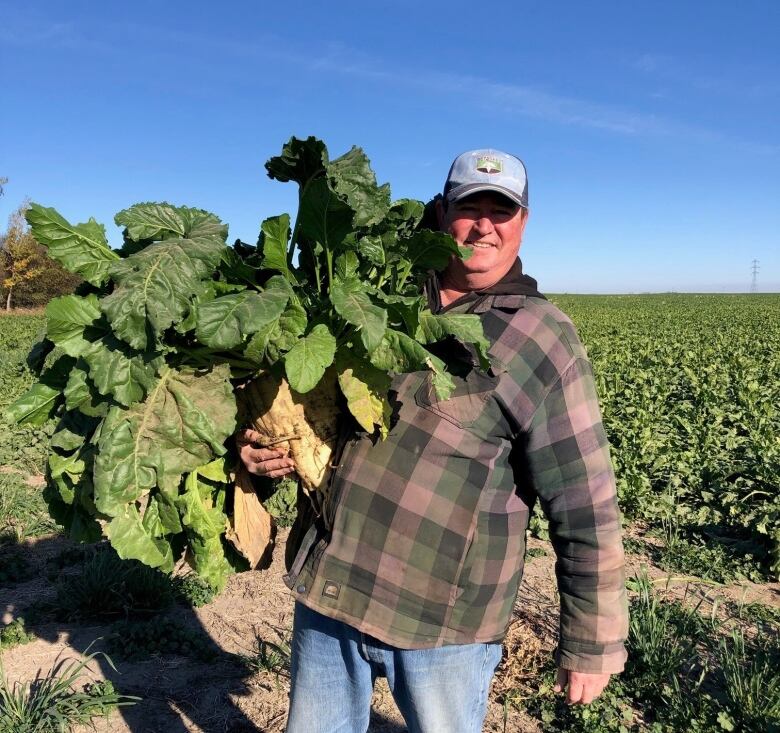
[{"x1": 524, "y1": 355, "x2": 629, "y2": 674}]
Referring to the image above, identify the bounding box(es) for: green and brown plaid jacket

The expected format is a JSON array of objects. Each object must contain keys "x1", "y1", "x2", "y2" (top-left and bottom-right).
[{"x1": 285, "y1": 261, "x2": 628, "y2": 673}]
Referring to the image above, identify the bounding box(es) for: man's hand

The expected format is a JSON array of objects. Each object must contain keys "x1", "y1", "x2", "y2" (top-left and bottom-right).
[
  {"x1": 236, "y1": 429, "x2": 297, "y2": 478},
  {"x1": 554, "y1": 668, "x2": 612, "y2": 705}
]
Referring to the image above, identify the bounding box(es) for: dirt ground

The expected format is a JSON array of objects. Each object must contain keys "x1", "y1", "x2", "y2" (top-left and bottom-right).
[{"x1": 2, "y1": 526, "x2": 779, "y2": 733}]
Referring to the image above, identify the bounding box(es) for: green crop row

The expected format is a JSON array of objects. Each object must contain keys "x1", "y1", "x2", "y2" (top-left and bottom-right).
[
  {"x1": 0, "y1": 313, "x2": 51, "y2": 474},
  {"x1": 553, "y1": 293, "x2": 780, "y2": 577},
  {"x1": 3, "y1": 295, "x2": 779, "y2": 579},
  {"x1": 506, "y1": 571, "x2": 780, "y2": 732}
]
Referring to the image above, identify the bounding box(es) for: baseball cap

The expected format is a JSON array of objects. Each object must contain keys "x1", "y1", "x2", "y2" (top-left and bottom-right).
[{"x1": 443, "y1": 149, "x2": 528, "y2": 209}]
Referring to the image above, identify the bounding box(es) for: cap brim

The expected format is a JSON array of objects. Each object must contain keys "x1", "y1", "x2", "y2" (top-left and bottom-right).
[{"x1": 446, "y1": 183, "x2": 527, "y2": 208}]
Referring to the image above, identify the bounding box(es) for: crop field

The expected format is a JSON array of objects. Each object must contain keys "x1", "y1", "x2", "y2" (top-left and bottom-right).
[{"x1": 1, "y1": 295, "x2": 779, "y2": 733}]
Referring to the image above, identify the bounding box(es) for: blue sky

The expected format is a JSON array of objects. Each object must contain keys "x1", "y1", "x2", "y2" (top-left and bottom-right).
[{"x1": 1, "y1": 1, "x2": 778, "y2": 292}]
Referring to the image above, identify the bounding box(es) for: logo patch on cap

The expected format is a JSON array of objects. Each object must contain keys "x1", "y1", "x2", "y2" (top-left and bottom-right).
[
  {"x1": 322, "y1": 581, "x2": 340, "y2": 599},
  {"x1": 476, "y1": 156, "x2": 502, "y2": 174}
]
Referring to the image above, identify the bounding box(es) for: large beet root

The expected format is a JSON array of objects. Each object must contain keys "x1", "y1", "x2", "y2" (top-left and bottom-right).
[{"x1": 237, "y1": 368, "x2": 341, "y2": 492}]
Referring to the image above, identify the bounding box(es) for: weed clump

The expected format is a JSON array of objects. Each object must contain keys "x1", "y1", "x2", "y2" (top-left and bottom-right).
[
  {"x1": 241, "y1": 626, "x2": 292, "y2": 690},
  {"x1": 107, "y1": 617, "x2": 220, "y2": 662},
  {"x1": 172, "y1": 573, "x2": 217, "y2": 608},
  {"x1": 54, "y1": 547, "x2": 175, "y2": 620},
  {"x1": 0, "y1": 649, "x2": 137, "y2": 732},
  {"x1": 0, "y1": 618, "x2": 34, "y2": 651}
]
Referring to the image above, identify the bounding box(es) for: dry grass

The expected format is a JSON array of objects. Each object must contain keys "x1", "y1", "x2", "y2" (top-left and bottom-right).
[
  {"x1": 0, "y1": 307, "x2": 45, "y2": 317},
  {"x1": 492, "y1": 617, "x2": 548, "y2": 703}
]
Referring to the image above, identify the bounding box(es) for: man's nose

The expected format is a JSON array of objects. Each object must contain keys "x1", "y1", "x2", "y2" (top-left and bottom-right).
[{"x1": 473, "y1": 216, "x2": 494, "y2": 235}]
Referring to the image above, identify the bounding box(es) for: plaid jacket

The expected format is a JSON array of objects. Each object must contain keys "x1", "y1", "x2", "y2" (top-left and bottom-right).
[{"x1": 285, "y1": 262, "x2": 628, "y2": 673}]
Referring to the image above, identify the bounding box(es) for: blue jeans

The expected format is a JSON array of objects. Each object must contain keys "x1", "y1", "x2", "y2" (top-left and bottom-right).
[{"x1": 286, "y1": 603, "x2": 503, "y2": 733}]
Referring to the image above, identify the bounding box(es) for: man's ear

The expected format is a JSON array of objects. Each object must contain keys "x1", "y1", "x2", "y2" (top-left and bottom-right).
[
  {"x1": 435, "y1": 197, "x2": 447, "y2": 231},
  {"x1": 519, "y1": 208, "x2": 529, "y2": 239}
]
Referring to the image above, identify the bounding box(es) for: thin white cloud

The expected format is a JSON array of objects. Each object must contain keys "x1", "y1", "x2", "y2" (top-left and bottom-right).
[
  {"x1": 3, "y1": 14, "x2": 776, "y2": 154},
  {"x1": 0, "y1": 19, "x2": 81, "y2": 47},
  {"x1": 304, "y1": 52, "x2": 779, "y2": 153},
  {"x1": 634, "y1": 53, "x2": 664, "y2": 73},
  {"x1": 632, "y1": 52, "x2": 780, "y2": 100}
]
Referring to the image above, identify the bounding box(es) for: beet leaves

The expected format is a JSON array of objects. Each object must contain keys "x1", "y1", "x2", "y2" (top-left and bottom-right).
[{"x1": 7, "y1": 136, "x2": 490, "y2": 589}]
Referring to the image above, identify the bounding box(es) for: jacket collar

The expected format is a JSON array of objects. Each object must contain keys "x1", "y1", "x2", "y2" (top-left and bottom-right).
[{"x1": 427, "y1": 258, "x2": 545, "y2": 314}]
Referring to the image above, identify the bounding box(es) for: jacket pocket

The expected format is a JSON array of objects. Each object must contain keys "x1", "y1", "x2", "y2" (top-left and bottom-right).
[{"x1": 414, "y1": 368, "x2": 499, "y2": 429}]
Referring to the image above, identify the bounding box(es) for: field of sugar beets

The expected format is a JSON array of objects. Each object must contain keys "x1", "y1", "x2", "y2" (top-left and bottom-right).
[{"x1": 1, "y1": 294, "x2": 779, "y2": 733}]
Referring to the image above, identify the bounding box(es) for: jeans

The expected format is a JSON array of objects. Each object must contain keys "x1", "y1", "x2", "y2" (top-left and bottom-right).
[{"x1": 286, "y1": 602, "x2": 503, "y2": 733}]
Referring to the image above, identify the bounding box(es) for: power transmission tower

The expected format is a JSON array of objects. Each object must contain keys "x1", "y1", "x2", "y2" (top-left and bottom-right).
[{"x1": 750, "y1": 259, "x2": 759, "y2": 292}]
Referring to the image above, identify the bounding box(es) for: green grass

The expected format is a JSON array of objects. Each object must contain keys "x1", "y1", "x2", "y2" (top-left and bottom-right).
[
  {"x1": 0, "y1": 422, "x2": 53, "y2": 477},
  {"x1": 0, "y1": 473, "x2": 57, "y2": 543},
  {"x1": 506, "y1": 570, "x2": 780, "y2": 732},
  {"x1": 44, "y1": 546, "x2": 221, "y2": 623},
  {"x1": 0, "y1": 315, "x2": 65, "y2": 575},
  {"x1": 0, "y1": 649, "x2": 137, "y2": 733},
  {"x1": 0, "y1": 313, "x2": 46, "y2": 407},
  {"x1": 520, "y1": 671, "x2": 637, "y2": 733},
  {"x1": 0, "y1": 313, "x2": 52, "y2": 476},
  {"x1": 44, "y1": 543, "x2": 101, "y2": 578},
  {"x1": 625, "y1": 522, "x2": 769, "y2": 584},
  {"x1": 622, "y1": 573, "x2": 717, "y2": 729},
  {"x1": 718, "y1": 628, "x2": 780, "y2": 731},
  {"x1": 657, "y1": 528, "x2": 767, "y2": 583},
  {"x1": 53, "y1": 547, "x2": 175, "y2": 620},
  {"x1": 241, "y1": 628, "x2": 292, "y2": 689},
  {"x1": 735, "y1": 601, "x2": 780, "y2": 628}
]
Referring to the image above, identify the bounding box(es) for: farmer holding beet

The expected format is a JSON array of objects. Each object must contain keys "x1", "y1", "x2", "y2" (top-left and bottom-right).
[{"x1": 239, "y1": 149, "x2": 628, "y2": 732}]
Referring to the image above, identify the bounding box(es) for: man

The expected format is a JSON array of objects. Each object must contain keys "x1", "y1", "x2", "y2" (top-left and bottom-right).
[{"x1": 240, "y1": 149, "x2": 628, "y2": 733}]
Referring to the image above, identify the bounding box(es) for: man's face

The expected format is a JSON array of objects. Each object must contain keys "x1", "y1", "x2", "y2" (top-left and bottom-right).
[{"x1": 436, "y1": 191, "x2": 528, "y2": 286}]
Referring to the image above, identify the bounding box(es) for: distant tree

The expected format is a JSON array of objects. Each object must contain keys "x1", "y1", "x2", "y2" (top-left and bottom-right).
[
  {"x1": 1, "y1": 203, "x2": 46, "y2": 310},
  {"x1": 0, "y1": 201, "x2": 82, "y2": 310},
  {"x1": 0, "y1": 177, "x2": 7, "y2": 197}
]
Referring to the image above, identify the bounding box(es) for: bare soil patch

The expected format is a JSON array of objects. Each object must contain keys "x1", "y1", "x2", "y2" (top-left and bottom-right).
[{"x1": 1, "y1": 530, "x2": 777, "y2": 732}]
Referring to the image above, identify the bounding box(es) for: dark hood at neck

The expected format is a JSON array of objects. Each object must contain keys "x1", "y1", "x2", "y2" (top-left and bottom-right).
[{"x1": 427, "y1": 258, "x2": 545, "y2": 313}]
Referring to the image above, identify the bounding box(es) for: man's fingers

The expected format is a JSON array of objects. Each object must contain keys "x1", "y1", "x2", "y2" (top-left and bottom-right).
[
  {"x1": 237, "y1": 441, "x2": 296, "y2": 478},
  {"x1": 566, "y1": 676, "x2": 584, "y2": 705},
  {"x1": 236, "y1": 430, "x2": 289, "y2": 457},
  {"x1": 556, "y1": 670, "x2": 612, "y2": 705},
  {"x1": 579, "y1": 689, "x2": 596, "y2": 705},
  {"x1": 244, "y1": 451, "x2": 295, "y2": 474},
  {"x1": 265, "y1": 466, "x2": 297, "y2": 479},
  {"x1": 253, "y1": 446, "x2": 292, "y2": 462},
  {"x1": 239, "y1": 444, "x2": 291, "y2": 465},
  {"x1": 582, "y1": 676, "x2": 608, "y2": 704}
]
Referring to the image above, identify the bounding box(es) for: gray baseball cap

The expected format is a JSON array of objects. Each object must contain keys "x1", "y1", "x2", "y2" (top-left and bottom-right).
[{"x1": 443, "y1": 149, "x2": 528, "y2": 209}]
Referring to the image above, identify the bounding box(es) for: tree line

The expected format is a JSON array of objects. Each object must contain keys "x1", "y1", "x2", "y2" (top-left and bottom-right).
[{"x1": 1, "y1": 178, "x2": 81, "y2": 310}]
